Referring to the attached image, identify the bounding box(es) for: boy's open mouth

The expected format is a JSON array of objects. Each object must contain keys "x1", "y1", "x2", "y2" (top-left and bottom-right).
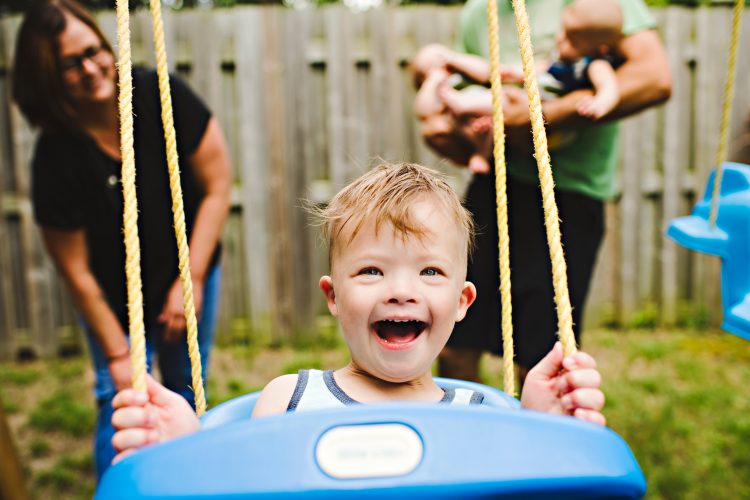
[{"x1": 373, "y1": 319, "x2": 426, "y2": 345}]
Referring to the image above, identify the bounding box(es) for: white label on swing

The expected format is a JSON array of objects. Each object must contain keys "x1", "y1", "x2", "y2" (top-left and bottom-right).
[{"x1": 315, "y1": 423, "x2": 423, "y2": 479}]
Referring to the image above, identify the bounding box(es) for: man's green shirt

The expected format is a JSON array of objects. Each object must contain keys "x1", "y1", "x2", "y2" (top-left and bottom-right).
[{"x1": 456, "y1": 0, "x2": 656, "y2": 200}]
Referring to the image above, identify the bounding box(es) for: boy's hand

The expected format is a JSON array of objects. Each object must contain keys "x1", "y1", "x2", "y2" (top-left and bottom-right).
[
  {"x1": 111, "y1": 375, "x2": 200, "y2": 463},
  {"x1": 520, "y1": 342, "x2": 606, "y2": 426}
]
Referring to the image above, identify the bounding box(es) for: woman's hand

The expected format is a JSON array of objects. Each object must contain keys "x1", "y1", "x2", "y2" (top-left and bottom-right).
[
  {"x1": 158, "y1": 277, "x2": 204, "y2": 342},
  {"x1": 108, "y1": 353, "x2": 133, "y2": 392},
  {"x1": 520, "y1": 342, "x2": 606, "y2": 426}
]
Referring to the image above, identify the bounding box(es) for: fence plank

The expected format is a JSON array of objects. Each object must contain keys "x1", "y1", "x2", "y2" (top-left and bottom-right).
[
  {"x1": 618, "y1": 117, "x2": 641, "y2": 322},
  {"x1": 263, "y1": 7, "x2": 295, "y2": 343},
  {"x1": 234, "y1": 8, "x2": 272, "y2": 340},
  {"x1": 660, "y1": 7, "x2": 694, "y2": 323}
]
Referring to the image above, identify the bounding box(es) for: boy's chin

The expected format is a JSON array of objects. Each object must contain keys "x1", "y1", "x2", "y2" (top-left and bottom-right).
[{"x1": 373, "y1": 363, "x2": 432, "y2": 384}]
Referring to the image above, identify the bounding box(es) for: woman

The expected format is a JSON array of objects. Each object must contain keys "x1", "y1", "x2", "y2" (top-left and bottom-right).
[{"x1": 12, "y1": 0, "x2": 232, "y2": 478}]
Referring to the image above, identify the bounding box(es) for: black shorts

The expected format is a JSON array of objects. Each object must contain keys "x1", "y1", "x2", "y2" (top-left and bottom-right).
[{"x1": 448, "y1": 174, "x2": 605, "y2": 369}]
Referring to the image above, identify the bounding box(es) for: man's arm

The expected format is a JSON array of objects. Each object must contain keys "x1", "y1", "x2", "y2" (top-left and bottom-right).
[{"x1": 541, "y1": 29, "x2": 672, "y2": 132}]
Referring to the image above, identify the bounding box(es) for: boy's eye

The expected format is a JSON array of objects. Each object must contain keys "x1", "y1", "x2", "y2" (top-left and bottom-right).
[
  {"x1": 421, "y1": 267, "x2": 441, "y2": 277},
  {"x1": 359, "y1": 267, "x2": 382, "y2": 276}
]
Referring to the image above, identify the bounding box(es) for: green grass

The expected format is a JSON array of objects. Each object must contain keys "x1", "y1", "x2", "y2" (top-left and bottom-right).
[
  {"x1": 27, "y1": 390, "x2": 95, "y2": 437},
  {"x1": 1, "y1": 327, "x2": 748, "y2": 499},
  {"x1": 600, "y1": 329, "x2": 750, "y2": 500},
  {"x1": 0, "y1": 365, "x2": 42, "y2": 385},
  {"x1": 35, "y1": 453, "x2": 95, "y2": 498}
]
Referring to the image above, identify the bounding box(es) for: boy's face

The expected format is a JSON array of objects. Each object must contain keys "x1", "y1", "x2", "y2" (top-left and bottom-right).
[{"x1": 320, "y1": 198, "x2": 476, "y2": 384}]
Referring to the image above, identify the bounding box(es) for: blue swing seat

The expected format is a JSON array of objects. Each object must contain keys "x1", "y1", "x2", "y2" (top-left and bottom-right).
[
  {"x1": 666, "y1": 162, "x2": 750, "y2": 340},
  {"x1": 96, "y1": 378, "x2": 646, "y2": 499}
]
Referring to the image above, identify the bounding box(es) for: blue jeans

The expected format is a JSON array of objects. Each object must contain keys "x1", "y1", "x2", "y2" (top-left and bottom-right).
[{"x1": 86, "y1": 265, "x2": 221, "y2": 480}]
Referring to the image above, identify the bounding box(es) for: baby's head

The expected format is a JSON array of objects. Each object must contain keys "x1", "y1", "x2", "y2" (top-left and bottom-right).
[
  {"x1": 557, "y1": 0, "x2": 622, "y2": 62},
  {"x1": 316, "y1": 163, "x2": 477, "y2": 383}
]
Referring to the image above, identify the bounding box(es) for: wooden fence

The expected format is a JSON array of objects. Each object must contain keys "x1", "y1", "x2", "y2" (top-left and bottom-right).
[{"x1": 0, "y1": 5, "x2": 748, "y2": 359}]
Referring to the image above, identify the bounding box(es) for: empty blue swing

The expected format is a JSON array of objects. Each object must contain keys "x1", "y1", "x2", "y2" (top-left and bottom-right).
[
  {"x1": 667, "y1": 163, "x2": 750, "y2": 340},
  {"x1": 96, "y1": 379, "x2": 646, "y2": 499},
  {"x1": 666, "y1": 0, "x2": 747, "y2": 340}
]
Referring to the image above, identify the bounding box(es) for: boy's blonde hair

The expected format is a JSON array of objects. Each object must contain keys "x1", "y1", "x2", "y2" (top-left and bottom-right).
[
  {"x1": 564, "y1": 0, "x2": 623, "y2": 51},
  {"x1": 318, "y1": 162, "x2": 474, "y2": 262}
]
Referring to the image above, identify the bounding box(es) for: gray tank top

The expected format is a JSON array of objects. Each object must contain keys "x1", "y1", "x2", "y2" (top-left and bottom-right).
[{"x1": 286, "y1": 369, "x2": 485, "y2": 413}]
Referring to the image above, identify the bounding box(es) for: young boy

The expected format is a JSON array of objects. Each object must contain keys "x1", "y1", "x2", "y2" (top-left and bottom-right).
[{"x1": 110, "y1": 163, "x2": 605, "y2": 461}]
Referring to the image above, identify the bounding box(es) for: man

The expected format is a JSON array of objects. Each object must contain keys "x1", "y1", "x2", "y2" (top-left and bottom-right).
[{"x1": 425, "y1": 0, "x2": 671, "y2": 383}]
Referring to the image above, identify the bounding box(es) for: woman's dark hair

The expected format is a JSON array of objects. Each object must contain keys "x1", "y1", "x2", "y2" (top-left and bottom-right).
[{"x1": 11, "y1": 0, "x2": 113, "y2": 133}]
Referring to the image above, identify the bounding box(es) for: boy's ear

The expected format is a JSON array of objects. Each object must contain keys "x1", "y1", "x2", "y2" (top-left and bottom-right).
[
  {"x1": 319, "y1": 276, "x2": 338, "y2": 316},
  {"x1": 455, "y1": 281, "x2": 477, "y2": 322}
]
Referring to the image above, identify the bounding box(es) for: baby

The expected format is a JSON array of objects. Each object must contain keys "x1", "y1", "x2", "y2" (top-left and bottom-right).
[
  {"x1": 412, "y1": 44, "x2": 495, "y2": 174},
  {"x1": 111, "y1": 163, "x2": 605, "y2": 460},
  {"x1": 440, "y1": 0, "x2": 624, "y2": 130},
  {"x1": 487, "y1": 0, "x2": 624, "y2": 120},
  {"x1": 549, "y1": 0, "x2": 624, "y2": 119}
]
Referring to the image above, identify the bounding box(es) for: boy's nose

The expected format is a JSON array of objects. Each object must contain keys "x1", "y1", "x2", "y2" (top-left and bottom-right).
[{"x1": 386, "y1": 277, "x2": 418, "y2": 304}]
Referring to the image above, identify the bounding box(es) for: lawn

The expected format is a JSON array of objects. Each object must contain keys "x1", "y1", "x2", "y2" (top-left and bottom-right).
[{"x1": 1, "y1": 327, "x2": 748, "y2": 499}]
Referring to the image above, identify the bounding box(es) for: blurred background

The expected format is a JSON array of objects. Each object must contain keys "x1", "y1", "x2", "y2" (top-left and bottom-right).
[{"x1": 0, "y1": 1, "x2": 748, "y2": 499}]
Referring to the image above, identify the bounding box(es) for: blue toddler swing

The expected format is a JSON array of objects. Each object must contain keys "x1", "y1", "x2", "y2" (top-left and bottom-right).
[
  {"x1": 666, "y1": 0, "x2": 749, "y2": 341},
  {"x1": 95, "y1": 0, "x2": 646, "y2": 498}
]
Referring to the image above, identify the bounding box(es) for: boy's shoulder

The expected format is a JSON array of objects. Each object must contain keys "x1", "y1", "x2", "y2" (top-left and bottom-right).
[{"x1": 252, "y1": 373, "x2": 300, "y2": 418}]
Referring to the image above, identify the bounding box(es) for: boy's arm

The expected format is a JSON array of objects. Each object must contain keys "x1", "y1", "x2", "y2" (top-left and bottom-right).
[
  {"x1": 111, "y1": 375, "x2": 200, "y2": 463},
  {"x1": 520, "y1": 343, "x2": 606, "y2": 425},
  {"x1": 251, "y1": 374, "x2": 299, "y2": 418},
  {"x1": 577, "y1": 59, "x2": 620, "y2": 120}
]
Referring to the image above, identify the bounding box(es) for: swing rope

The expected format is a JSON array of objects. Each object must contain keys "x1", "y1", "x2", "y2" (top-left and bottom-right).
[
  {"x1": 486, "y1": 0, "x2": 515, "y2": 396},
  {"x1": 709, "y1": 0, "x2": 744, "y2": 228},
  {"x1": 115, "y1": 0, "x2": 206, "y2": 415},
  {"x1": 486, "y1": 0, "x2": 577, "y2": 358},
  {"x1": 115, "y1": 0, "x2": 147, "y2": 394},
  {"x1": 512, "y1": 0, "x2": 576, "y2": 356},
  {"x1": 148, "y1": 0, "x2": 206, "y2": 416}
]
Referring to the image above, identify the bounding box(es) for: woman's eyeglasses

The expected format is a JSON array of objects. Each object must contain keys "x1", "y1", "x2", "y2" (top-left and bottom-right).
[{"x1": 59, "y1": 44, "x2": 107, "y2": 74}]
